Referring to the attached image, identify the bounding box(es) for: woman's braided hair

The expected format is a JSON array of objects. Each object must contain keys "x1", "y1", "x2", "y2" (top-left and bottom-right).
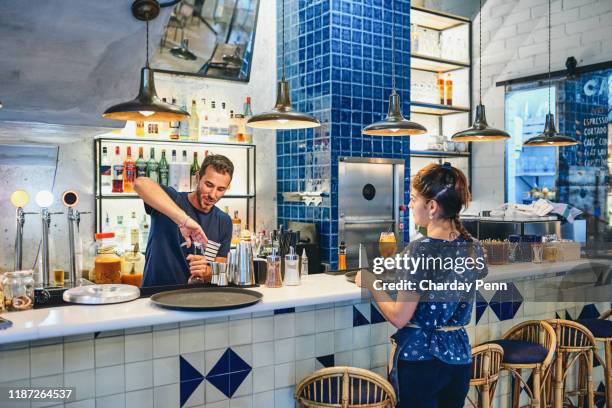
[{"x1": 411, "y1": 162, "x2": 474, "y2": 242}]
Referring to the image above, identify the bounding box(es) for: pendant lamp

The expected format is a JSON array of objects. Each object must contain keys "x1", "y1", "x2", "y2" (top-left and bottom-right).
[
  {"x1": 524, "y1": 0, "x2": 579, "y2": 146},
  {"x1": 451, "y1": 0, "x2": 509, "y2": 142},
  {"x1": 103, "y1": 0, "x2": 189, "y2": 122},
  {"x1": 362, "y1": 0, "x2": 426, "y2": 136},
  {"x1": 246, "y1": 0, "x2": 320, "y2": 130}
]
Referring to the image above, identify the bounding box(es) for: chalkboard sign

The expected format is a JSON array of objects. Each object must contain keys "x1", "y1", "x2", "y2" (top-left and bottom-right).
[{"x1": 557, "y1": 69, "x2": 610, "y2": 217}]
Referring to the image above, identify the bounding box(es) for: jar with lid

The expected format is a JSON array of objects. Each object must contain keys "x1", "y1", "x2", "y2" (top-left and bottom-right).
[
  {"x1": 93, "y1": 232, "x2": 121, "y2": 284},
  {"x1": 121, "y1": 243, "x2": 144, "y2": 287},
  {"x1": 265, "y1": 248, "x2": 282, "y2": 288},
  {"x1": 2, "y1": 270, "x2": 35, "y2": 311}
]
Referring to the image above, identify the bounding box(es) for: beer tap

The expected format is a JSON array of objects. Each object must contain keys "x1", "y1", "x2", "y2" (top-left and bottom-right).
[
  {"x1": 62, "y1": 191, "x2": 90, "y2": 286},
  {"x1": 10, "y1": 190, "x2": 36, "y2": 271},
  {"x1": 35, "y1": 191, "x2": 62, "y2": 287}
]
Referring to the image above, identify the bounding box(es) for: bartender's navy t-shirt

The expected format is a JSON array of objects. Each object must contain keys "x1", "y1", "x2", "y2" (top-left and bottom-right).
[{"x1": 142, "y1": 185, "x2": 232, "y2": 287}]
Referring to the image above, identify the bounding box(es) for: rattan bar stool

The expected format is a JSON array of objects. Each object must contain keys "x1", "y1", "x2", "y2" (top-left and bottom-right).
[
  {"x1": 547, "y1": 319, "x2": 597, "y2": 408},
  {"x1": 488, "y1": 320, "x2": 557, "y2": 408},
  {"x1": 294, "y1": 366, "x2": 396, "y2": 408},
  {"x1": 467, "y1": 343, "x2": 504, "y2": 408},
  {"x1": 576, "y1": 308, "x2": 612, "y2": 407}
]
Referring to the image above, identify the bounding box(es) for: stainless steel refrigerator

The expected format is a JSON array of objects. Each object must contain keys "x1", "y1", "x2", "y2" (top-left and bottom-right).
[{"x1": 338, "y1": 157, "x2": 405, "y2": 268}]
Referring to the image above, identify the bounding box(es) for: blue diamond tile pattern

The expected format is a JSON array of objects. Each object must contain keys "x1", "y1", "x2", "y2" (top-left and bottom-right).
[
  {"x1": 578, "y1": 304, "x2": 600, "y2": 320},
  {"x1": 179, "y1": 356, "x2": 205, "y2": 407},
  {"x1": 206, "y1": 348, "x2": 251, "y2": 399},
  {"x1": 489, "y1": 282, "x2": 523, "y2": 321},
  {"x1": 475, "y1": 291, "x2": 488, "y2": 324},
  {"x1": 353, "y1": 305, "x2": 370, "y2": 327},
  {"x1": 565, "y1": 310, "x2": 574, "y2": 321},
  {"x1": 370, "y1": 303, "x2": 386, "y2": 324}
]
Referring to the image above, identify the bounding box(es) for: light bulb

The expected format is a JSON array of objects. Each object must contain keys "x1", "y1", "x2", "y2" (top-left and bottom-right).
[
  {"x1": 389, "y1": 128, "x2": 400, "y2": 133},
  {"x1": 277, "y1": 119, "x2": 289, "y2": 124},
  {"x1": 35, "y1": 190, "x2": 54, "y2": 208},
  {"x1": 10, "y1": 190, "x2": 29, "y2": 208},
  {"x1": 139, "y1": 110, "x2": 155, "y2": 117}
]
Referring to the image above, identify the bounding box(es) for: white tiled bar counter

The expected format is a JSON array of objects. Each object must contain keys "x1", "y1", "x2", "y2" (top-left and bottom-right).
[{"x1": 0, "y1": 262, "x2": 610, "y2": 408}]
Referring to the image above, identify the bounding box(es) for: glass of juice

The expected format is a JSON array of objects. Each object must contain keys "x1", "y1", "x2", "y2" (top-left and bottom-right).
[
  {"x1": 379, "y1": 232, "x2": 397, "y2": 258},
  {"x1": 53, "y1": 269, "x2": 65, "y2": 286}
]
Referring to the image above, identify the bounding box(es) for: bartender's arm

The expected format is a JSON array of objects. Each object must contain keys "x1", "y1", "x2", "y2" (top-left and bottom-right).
[{"x1": 134, "y1": 177, "x2": 207, "y2": 247}]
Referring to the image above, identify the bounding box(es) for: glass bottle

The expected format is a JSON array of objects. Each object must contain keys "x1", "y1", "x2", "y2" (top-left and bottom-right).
[
  {"x1": 139, "y1": 214, "x2": 150, "y2": 252},
  {"x1": 115, "y1": 215, "x2": 127, "y2": 252},
  {"x1": 189, "y1": 99, "x2": 200, "y2": 141},
  {"x1": 135, "y1": 147, "x2": 147, "y2": 178},
  {"x1": 112, "y1": 146, "x2": 124, "y2": 193},
  {"x1": 244, "y1": 96, "x2": 253, "y2": 143},
  {"x1": 169, "y1": 98, "x2": 180, "y2": 140},
  {"x1": 232, "y1": 211, "x2": 242, "y2": 245},
  {"x1": 128, "y1": 211, "x2": 140, "y2": 249},
  {"x1": 93, "y1": 233, "x2": 121, "y2": 284},
  {"x1": 199, "y1": 98, "x2": 209, "y2": 138},
  {"x1": 1, "y1": 270, "x2": 35, "y2": 311},
  {"x1": 136, "y1": 121, "x2": 145, "y2": 137},
  {"x1": 209, "y1": 101, "x2": 218, "y2": 134},
  {"x1": 219, "y1": 102, "x2": 229, "y2": 136},
  {"x1": 265, "y1": 247, "x2": 282, "y2": 288},
  {"x1": 437, "y1": 73, "x2": 445, "y2": 105},
  {"x1": 146, "y1": 147, "x2": 159, "y2": 183},
  {"x1": 190, "y1": 152, "x2": 200, "y2": 191},
  {"x1": 445, "y1": 74, "x2": 453, "y2": 105},
  {"x1": 123, "y1": 146, "x2": 136, "y2": 193},
  {"x1": 284, "y1": 246, "x2": 300, "y2": 285},
  {"x1": 300, "y1": 248, "x2": 309, "y2": 276},
  {"x1": 180, "y1": 150, "x2": 191, "y2": 191},
  {"x1": 101, "y1": 146, "x2": 112, "y2": 195},
  {"x1": 179, "y1": 100, "x2": 190, "y2": 140},
  {"x1": 168, "y1": 149, "x2": 181, "y2": 191},
  {"x1": 338, "y1": 241, "x2": 347, "y2": 271},
  {"x1": 159, "y1": 150, "x2": 169, "y2": 186}
]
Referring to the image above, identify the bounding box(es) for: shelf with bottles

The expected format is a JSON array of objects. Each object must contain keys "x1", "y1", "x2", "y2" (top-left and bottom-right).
[
  {"x1": 411, "y1": 6, "x2": 470, "y2": 66},
  {"x1": 411, "y1": 67, "x2": 470, "y2": 112}
]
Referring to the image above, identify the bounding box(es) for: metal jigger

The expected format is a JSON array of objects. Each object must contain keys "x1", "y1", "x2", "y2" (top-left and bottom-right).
[
  {"x1": 35, "y1": 191, "x2": 62, "y2": 287},
  {"x1": 10, "y1": 190, "x2": 35, "y2": 271},
  {"x1": 62, "y1": 191, "x2": 90, "y2": 286}
]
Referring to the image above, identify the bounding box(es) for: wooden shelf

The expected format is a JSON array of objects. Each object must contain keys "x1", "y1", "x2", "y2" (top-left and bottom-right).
[
  {"x1": 410, "y1": 150, "x2": 470, "y2": 158},
  {"x1": 411, "y1": 54, "x2": 470, "y2": 73},
  {"x1": 411, "y1": 6, "x2": 470, "y2": 31},
  {"x1": 410, "y1": 102, "x2": 470, "y2": 116}
]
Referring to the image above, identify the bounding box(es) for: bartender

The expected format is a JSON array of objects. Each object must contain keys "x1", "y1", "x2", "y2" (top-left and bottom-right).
[{"x1": 134, "y1": 154, "x2": 234, "y2": 287}]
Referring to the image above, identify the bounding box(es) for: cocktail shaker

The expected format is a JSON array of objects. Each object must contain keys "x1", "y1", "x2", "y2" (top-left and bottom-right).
[{"x1": 234, "y1": 240, "x2": 255, "y2": 286}]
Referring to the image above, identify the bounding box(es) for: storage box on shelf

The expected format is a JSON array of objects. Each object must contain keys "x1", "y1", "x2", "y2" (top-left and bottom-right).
[
  {"x1": 409, "y1": 6, "x2": 472, "y2": 174},
  {"x1": 93, "y1": 137, "x2": 256, "y2": 243}
]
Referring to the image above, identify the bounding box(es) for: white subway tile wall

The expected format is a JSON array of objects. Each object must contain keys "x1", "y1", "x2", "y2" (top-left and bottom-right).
[{"x1": 0, "y1": 296, "x2": 609, "y2": 408}]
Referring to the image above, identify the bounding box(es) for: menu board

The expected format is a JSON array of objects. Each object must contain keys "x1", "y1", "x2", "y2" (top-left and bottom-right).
[{"x1": 557, "y1": 69, "x2": 611, "y2": 217}]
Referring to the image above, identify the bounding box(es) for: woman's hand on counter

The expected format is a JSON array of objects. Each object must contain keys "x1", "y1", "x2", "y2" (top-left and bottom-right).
[{"x1": 187, "y1": 254, "x2": 211, "y2": 282}]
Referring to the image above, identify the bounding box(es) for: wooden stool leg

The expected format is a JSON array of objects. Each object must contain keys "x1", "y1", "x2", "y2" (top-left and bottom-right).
[
  {"x1": 605, "y1": 341, "x2": 612, "y2": 408},
  {"x1": 533, "y1": 367, "x2": 541, "y2": 408},
  {"x1": 578, "y1": 354, "x2": 586, "y2": 408},
  {"x1": 553, "y1": 352, "x2": 564, "y2": 408},
  {"x1": 586, "y1": 349, "x2": 594, "y2": 408},
  {"x1": 512, "y1": 369, "x2": 522, "y2": 408},
  {"x1": 482, "y1": 383, "x2": 490, "y2": 408}
]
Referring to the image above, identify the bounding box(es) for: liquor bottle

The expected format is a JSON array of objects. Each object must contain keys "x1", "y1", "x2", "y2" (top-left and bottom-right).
[
  {"x1": 123, "y1": 146, "x2": 136, "y2": 193},
  {"x1": 189, "y1": 99, "x2": 200, "y2": 141},
  {"x1": 244, "y1": 96, "x2": 253, "y2": 143},
  {"x1": 100, "y1": 146, "x2": 112, "y2": 195},
  {"x1": 209, "y1": 101, "x2": 218, "y2": 135},
  {"x1": 180, "y1": 150, "x2": 191, "y2": 191},
  {"x1": 139, "y1": 214, "x2": 150, "y2": 251},
  {"x1": 136, "y1": 121, "x2": 145, "y2": 137},
  {"x1": 135, "y1": 147, "x2": 147, "y2": 178},
  {"x1": 112, "y1": 146, "x2": 124, "y2": 193},
  {"x1": 146, "y1": 147, "x2": 160, "y2": 183},
  {"x1": 219, "y1": 102, "x2": 229, "y2": 136},
  {"x1": 159, "y1": 149, "x2": 169, "y2": 186},
  {"x1": 338, "y1": 241, "x2": 347, "y2": 271},
  {"x1": 231, "y1": 211, "x2": 241, "y2": 245},
  {"x1": 199, "y1": 98, "x2": 209, "y2": 138},
  {"x1": 115, "y1": 215, "x2": 127, "y2": 252},
  {"x1": 169, "y1": 98, "x2": 180, "y2": 140},
  {"x1": 160, "y1": 98, "x2": 170, "y2": 137},
  {"x1": 228, "y1": 110, "x2": 238, "y2": 141},
  {"x1": 179, "y1": 100, "x2": 189, "y2": 140},
  {"x1": 190, "y1": 152, "x2": 200, "y2": 190},
  {"x1": 128, "y1": 211, "x2": 140, "y2": 249},
  {"x1": 437, "y1": 73, "x2": 445, "y2": 105},
  {"x1": 234, "y1": 113, "x2": 246, "y2": 142},
  {"x1": 168, "y1": 149, "x2": 181, "y2": 191},
  {"x1": 445, "y1": 74, "x2": 453, "y2": 105},
  {"x1": 146, "y1": 123, "x2": 158, "y2": 138}
]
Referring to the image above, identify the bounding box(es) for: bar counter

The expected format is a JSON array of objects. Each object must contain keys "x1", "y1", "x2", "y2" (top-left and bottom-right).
[{"x1": 0, "y1": 260, "x2": 609, "y2": 408}]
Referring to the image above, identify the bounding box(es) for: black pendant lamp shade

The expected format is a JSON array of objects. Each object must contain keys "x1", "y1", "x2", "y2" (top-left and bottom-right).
[
  {"x1": 363, "y1": 91, "x2": 426, "y2": 136},
  {"x1": 524, "y1": 0, "x2": 579, "y2": 147},
  {"x1": 103, "y1": 0, "x2": 189, "y2": 122},
  {"x1": 362, "y1": 0, "x2": 426, "y2": 136},
  {"x1": 524, "y1": 113, "x2": 578, "y2": 146},
  {"x1": 451, "y1": 104, "x2": 510, "y2": 141},
  {"x1": 246, "y1": 79, "x2": 321, "y2": 129},
  {"x1": 246, "y1": 0, "x2": 320, "y2": 130}
]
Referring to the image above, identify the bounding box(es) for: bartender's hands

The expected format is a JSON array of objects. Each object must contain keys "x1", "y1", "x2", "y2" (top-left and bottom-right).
[
  {"x1": 187, "y1": 255, "x2": 211, "y2": 282},
  {"x1": 179, "y1": 216, "x2": 208, "y2": 248}
]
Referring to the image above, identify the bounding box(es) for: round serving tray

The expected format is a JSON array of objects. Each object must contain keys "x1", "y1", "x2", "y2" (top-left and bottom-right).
[
  {"x1": 63, "y1": 284, "x2": 140, "y2": 305},
  {"x1": 150, "y1": 287, "x2": 263, "y2": 311}
]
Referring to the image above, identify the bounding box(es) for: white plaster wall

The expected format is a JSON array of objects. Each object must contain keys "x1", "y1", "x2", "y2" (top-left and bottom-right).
[
  {"x1": 469, "y1": 0, "x2": 612, "y2": 213},
  {"x1": 0, "y1": 0, "x2": 277, "y2": 273}
]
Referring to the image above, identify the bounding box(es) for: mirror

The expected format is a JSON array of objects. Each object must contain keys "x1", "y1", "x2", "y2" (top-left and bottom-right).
[{"x1": 152, "y1": 0, "x2": 261, "y2": 82}]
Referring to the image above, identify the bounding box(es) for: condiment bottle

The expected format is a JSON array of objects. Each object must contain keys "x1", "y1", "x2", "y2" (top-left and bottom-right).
[
  {"x1": 265, "y1": 248, "x2": 282, "y2": 288},
  {"x1": 300, "y1": 248, "x2": 309, "y2": 276},
  {"x1": 338, "y1": 241, "x2": 347, "y2": 271},
  {"x1": 284, "y1": 246, "x2": 300, "y2": 285}
]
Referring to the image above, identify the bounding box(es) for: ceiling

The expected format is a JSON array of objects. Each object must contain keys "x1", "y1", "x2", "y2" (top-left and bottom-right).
[{"x1": 0, "y1": 0, "x2": 171, "y2": 128}]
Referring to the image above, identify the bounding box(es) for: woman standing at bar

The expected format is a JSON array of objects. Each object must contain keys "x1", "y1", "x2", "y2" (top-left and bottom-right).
[{"x1": 357, "y1": 162, "x2": 487, "y2": 408}]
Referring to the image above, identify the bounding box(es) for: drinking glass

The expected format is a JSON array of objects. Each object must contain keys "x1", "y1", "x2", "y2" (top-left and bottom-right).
[{"x1": 379, "y1": 232, "x2": 397, "y2": 258}]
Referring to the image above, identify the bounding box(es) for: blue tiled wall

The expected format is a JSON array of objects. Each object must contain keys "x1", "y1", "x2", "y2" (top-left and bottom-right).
[{"x1": 276, "y1": 0, "x2": 412, "y2": 269}]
